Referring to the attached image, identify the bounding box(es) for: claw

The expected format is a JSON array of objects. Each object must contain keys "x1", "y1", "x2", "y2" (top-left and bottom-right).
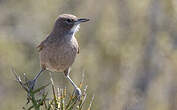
[
  {"x1": 75, "y1": 87, "x2": 82, "y2": 100},
  {"x1": 25, "y1": 80, "x2": 36, "y2": 90},
  {"x1": 12, "y1": 69, "x2": 36, "y2": 92}
]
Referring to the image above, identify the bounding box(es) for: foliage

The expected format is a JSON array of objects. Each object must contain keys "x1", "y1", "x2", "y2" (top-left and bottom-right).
[{"x1": 12, "y1": 69, "x2": 94, "y2": 110}]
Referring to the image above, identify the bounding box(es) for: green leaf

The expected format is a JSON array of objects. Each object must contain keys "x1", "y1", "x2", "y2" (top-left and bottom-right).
[
  {"x1": 32, "y1": 83, "x2": 50, "y2": 94},
  {"x1": 37, "y1": 93, "x2": 48, "y2": 107}
]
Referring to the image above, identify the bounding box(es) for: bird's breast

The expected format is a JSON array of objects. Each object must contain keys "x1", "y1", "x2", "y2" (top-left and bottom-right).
[{"x1": 39, "y1": 37, "x2": 79, "y2": 72}]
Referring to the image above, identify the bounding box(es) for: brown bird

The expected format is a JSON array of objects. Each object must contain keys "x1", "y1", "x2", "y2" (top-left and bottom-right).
[{"x1": 28, "y1": 14, "x2": 89, "y2": 97}]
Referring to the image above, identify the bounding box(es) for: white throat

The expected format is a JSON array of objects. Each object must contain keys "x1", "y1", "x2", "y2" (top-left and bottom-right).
[{"x1": 69, "y1": 24, "x2": 80, "y2": 36}]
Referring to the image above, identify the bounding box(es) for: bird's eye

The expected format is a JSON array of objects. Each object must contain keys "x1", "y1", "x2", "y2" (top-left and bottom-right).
[{"x1": 66, "y1": 19, "x2": 72, "y2": 23}]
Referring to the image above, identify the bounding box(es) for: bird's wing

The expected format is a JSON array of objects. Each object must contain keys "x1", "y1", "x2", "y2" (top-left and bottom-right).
[
  {"x1": 37, "y1": 34, "x2": 52, "y2": 52},
  {"x1": 37, "y1": 41, "x2": 45, "y2": 52},
  {"x1": 37, "y1": 35, "x2": 49, "y2": 52}
]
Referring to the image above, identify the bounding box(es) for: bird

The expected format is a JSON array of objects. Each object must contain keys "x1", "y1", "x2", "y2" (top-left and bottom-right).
[{"x1": 28, "y1": 14, "x2": 89, "y2": 98}]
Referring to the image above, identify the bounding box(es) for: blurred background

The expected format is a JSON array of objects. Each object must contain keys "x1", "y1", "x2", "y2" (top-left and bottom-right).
[{"x1": 0, "y1": 0, "x2": 177, "y2": 110}]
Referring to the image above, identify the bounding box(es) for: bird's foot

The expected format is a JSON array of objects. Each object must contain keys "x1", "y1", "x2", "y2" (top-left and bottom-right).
[
  {"x1": 13, "y1": 72, "x2": 36, "y2": 102},
  {"x1": 74, "y1": 87, "x2": 82, "y2": 100},
  {"x1": 25, "y1": 79, "x2": 36, "y2": 90}
]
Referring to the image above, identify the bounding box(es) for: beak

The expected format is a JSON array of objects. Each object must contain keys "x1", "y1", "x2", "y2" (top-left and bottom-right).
[{"x1": 75, "y1": 18, "x2": 90, "y2": 24}]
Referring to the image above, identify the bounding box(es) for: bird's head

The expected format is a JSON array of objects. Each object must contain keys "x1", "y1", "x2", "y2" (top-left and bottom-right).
[{"x1": 53, "y1": 14, "x2": 89, "y2": 35}]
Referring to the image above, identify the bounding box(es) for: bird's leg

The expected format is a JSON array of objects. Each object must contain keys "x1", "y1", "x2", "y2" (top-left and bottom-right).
[
  {"x1": 64, "y1": 68, "x2": 81, "y2": 99},
  {"x1": 26, "y1": 69, "x2": 45, "y2": 90}
]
